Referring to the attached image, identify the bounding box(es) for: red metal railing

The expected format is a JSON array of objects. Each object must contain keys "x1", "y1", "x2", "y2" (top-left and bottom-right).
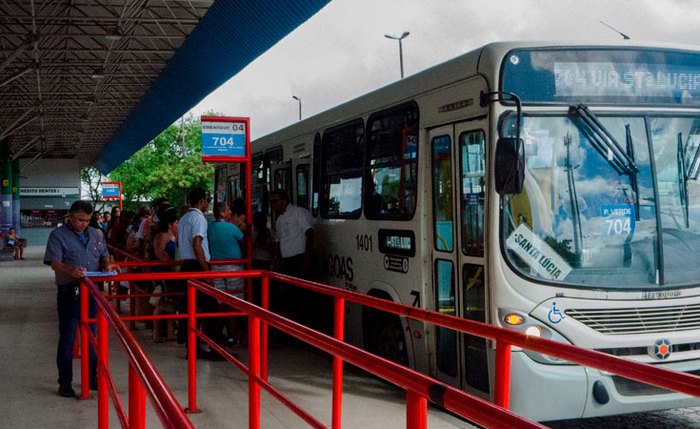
[
  {"x1": 79, "y1": 277, "x2": 194, "y2": 429},
  {"x1": 81, "y1": 266, "x2": 700, "y2": 428},
  {"x1": 86, "y1": 269, "x2": 544, "y2": 428}
]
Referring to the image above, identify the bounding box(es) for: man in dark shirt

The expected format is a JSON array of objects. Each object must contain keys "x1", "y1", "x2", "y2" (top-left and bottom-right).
[{"x1": 44, "y1": 200, "x2": 118, "y2": 398}]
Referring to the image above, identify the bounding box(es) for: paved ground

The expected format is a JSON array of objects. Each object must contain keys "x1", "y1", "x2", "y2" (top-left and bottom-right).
[
  {"x1": 0, "y1": 246, "x2": 471, "y2": 428},
  {"x1": 2, "y1": 246, "x2": 698, "y2": 428}
]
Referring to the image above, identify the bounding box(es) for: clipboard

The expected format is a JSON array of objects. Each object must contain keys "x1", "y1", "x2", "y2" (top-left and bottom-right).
[{"x1": 85, "y1": 271, "x2": 118, "y2": 277}]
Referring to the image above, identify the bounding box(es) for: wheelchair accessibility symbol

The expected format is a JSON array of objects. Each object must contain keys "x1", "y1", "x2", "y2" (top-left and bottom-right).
[{"x1": 547, "y1": 301, "x2": 565, "y2": 324}]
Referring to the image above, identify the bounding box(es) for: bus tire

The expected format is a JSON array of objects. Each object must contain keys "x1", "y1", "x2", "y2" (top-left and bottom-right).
[{"x1": 363, "y1": 301, "x2": 408, "y2": 366}]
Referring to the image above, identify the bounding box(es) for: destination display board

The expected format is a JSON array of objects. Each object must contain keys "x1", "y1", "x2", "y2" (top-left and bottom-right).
[{"x1": 501, "y1": 47, "x2": 700, "y2": 106}]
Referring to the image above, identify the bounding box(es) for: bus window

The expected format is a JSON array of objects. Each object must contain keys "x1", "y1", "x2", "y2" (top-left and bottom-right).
[
  {"x1": 215, "y1": 166, "x2": 228, "y2": 203},
  {"x1": 252, "y1": 153, "x2": 266, "y2": 213},
  {"x1": 435, "y1": 259, "x2": 457, "y2": 376},
  {"x1": 460, "y1": 130, "x2": 486, "y2": 257},
  {"x1": 273, "y1": 167, "x2": 291, "y2": 192},
  {"x1": 321, "y1": 119, "x2": 364, "y2": 218},
  {"x1": 432, "y1": 135, "x2": 454, "y2": 251},
  {"x1": 364, "y1": 102, "x2": 419, "y2": 220},
  {"x1": 312, "y1": 133, "x2": 321, "y2": 217},
  {"x1": 296, "y1": 165, "x2": 310, "y2": 210}
]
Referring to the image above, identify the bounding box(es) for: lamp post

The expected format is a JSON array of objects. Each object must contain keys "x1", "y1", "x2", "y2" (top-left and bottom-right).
[
  {"x1": 292, "y1": 95, "x2": 302, "y2": 121},
  {"x1": 385, "y1": 31, "x2": 410, "y2": 79}
]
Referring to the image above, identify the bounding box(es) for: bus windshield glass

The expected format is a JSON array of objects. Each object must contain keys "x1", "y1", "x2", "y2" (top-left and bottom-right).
[{"x1": 501, "y1": 111, "x2": 700, "y2": 290}]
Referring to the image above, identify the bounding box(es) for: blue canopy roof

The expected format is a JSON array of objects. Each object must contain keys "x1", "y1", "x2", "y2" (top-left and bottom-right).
[{"x1": 95, "y1": 0, "x2": 330, "y2": 173}]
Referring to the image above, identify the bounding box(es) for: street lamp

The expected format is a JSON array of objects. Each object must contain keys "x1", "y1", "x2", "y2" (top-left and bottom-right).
[
  {"x1": 292, "y1": 95, "x2": 302, "y2": 121},
  {"x1": 385, "y1": 31, "x2": 410, "y2": 79}
]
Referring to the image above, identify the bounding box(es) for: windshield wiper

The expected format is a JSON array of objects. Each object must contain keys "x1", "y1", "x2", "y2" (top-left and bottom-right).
[
  {"x1": 677, "y1": 132, "x2": 690, "y2": 228},
  {"x1": 625, "y1": 125, "x2": 640, "y2": 221},
  {"x1": 569, "y1": 105, "x2": 639, "y2": 177}
]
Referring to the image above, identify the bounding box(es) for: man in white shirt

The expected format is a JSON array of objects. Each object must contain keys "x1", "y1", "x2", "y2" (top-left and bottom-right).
[{"x1": 269, "y1": 189, "x2": 314, "y2": 278}]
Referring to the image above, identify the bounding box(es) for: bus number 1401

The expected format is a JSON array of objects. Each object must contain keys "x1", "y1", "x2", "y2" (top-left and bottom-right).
[{"x1": 356, "y1": 234, "x2": 373, "y2": 252}]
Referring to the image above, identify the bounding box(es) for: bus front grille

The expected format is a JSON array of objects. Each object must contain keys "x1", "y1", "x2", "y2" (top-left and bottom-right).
[
  {"x1": 611, "y1": 370, "x2": 700, "y2": 397},
  {"x1": 564, "y1": 304, "x2": 700, "y2": 334}
]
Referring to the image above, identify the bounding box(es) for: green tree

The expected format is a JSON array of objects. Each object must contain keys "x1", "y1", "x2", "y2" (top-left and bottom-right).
[
  {"x1": 80, "y1": 166, "x2": 109, "y2": 213},
  {"x1": 110, "y1": 114, "x2": 214, "y2": 209}
]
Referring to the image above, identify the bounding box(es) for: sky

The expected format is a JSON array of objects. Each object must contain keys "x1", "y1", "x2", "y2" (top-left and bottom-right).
[{"x1": 186, "y1": 0, "x2": 700, "y2": 140}]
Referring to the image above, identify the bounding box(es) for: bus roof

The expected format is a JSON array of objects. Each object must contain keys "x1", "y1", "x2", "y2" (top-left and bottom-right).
[{"x1": 252, "y1": 40, "x2": 700, "y2": 149}]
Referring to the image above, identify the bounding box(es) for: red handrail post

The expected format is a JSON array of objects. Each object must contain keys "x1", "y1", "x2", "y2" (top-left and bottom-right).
[
  {"x1": 186, "y1": 281, "x2": 201, "y2": 413},
  {"x1": 128, "y1": 364, "x2": 146, "y2": 429},
  {"x1": 248, "y1": 314, "x2": 261, "y2": 429},
  {"x1": 332, "y1": 296, "x2": 345, "y2": 429},
  {"x1": 97, "y1": 311, "x2": 109, "y2": 429},
  {"x1": 406, "y1": 391, "x2": 427, "y2": 429},
  {"x1": 79, "y1": 280, "x2": 90, "y2": 399},
  {"x1": 494, "y1": 341, "x2": 512, "y2": 409},
  {"x1": 128, "y1": 281, "x2": 136, "y2": 330},
  {"x1": 261, "y1": 275, "x2": 269, "y2": 381}
]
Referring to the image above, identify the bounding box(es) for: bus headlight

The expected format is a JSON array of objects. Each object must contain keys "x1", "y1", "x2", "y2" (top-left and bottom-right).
[
  {"x1": 524, "y1": 325, "x2": 543, "y2": 337},
  {"x1": 498, "y1": 308, "x2": 574, "y2": 365}
]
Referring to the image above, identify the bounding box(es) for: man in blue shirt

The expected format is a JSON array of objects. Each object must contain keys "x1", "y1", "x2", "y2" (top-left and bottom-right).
[{"x1": 44, "y1": 200, "x2": 118, "y2": 398}]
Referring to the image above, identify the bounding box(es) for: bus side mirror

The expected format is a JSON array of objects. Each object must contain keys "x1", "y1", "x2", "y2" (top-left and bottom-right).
[{"x1": 495, "y1": 137, "x2": 525, "y2": 195}]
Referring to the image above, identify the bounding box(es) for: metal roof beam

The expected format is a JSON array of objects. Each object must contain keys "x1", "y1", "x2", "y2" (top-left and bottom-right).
[
  {"x1": 12, "y1": 134, "x2": 40, "y2": 159},
  {"x1": 0, "y1": 106, "x2": 36, "y2": 141}
]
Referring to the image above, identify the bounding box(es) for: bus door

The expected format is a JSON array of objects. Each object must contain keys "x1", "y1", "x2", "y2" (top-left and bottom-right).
[{"x1": 430, "y1": 121, "x2": 489, "y2": 395}]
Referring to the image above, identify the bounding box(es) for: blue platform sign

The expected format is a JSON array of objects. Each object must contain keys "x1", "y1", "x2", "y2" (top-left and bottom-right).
[
  {"x1": 102, "y1": 183, "x2": 120, "y2": 198},
  {"x1": 201, "y1": 117, "x2": 248, "y2": 161}
]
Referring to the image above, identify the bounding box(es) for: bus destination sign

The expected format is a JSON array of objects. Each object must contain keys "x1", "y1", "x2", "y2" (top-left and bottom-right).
[
  {"x1": 502, "y1": 48, "x2": 700, "y2": 106},
  {"x1": 554, "y1": 62, "x2": 700, "y2": 99}
]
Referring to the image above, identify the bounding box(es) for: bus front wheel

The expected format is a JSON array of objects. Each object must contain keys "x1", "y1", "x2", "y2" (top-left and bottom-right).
[{"x1": 364, "y1": 306, "x2": 408, "y2": 366}]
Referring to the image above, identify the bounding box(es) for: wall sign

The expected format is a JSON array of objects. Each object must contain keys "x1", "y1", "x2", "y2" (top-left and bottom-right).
[{"x1": 20, "y1": 187, "x2": 80, "y2": 197}]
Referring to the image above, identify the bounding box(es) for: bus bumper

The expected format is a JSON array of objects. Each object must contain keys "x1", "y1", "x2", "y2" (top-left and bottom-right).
[
  {"x1": 508, "y1": 351, "x2": 700, "y2": 421},
  {"x1": 582, "y1": 359, "x2": 700, "y2": 418},
  {"x1": 508, "y1": 350, "x2": 588, "y2": 421}
]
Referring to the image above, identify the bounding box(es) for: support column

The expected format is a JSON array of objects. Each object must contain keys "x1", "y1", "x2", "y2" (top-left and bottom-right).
[
  {"x1": 0, "y1": 139, "x2": 12, "y2": 233},
  {"x1": 11, "y1": 158, "x2": 20, "y2": 236}
]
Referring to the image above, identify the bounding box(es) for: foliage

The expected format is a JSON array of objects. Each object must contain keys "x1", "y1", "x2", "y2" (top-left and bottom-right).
[
  {"x1": 80, "y1": 166, "x2": 108, "y2": 212},
  {"x1": 109, "y1": 114, "x2": 215, "y2": 210}
]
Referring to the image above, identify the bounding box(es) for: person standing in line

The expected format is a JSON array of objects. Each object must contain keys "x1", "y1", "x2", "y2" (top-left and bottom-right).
[
  {"x1": 269, "y1": 189, "x2": 318, "y2": 328},
  {"x1": 151, "y1": 205, "x2": 180, "y2": 343},
  {"x1": 140, "y1": 197, "x2": 169, "y2": 259},
  {"x1": 251, "y1": 211, "x2": 274, "y2": 271},
  {"x1": 177, "y1": 188, "x2": 222, "y2": 359},
  {"x1": 44, "y1": 200, "x2": 119, "y2": 398},
  {"x1": 208, "y1": 199, "x2": 246, "y2": 347},
  {"x1": 269, "y1": 189, "x2": 314, "y2": 278}
]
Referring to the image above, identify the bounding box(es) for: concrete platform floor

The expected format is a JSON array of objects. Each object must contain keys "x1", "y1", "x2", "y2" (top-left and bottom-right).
[{"x1": 0, "y1": 246, "x2": 474, "y2": 428}]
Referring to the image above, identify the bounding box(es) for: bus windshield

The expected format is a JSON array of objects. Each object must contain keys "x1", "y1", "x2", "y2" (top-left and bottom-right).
[{"x1": 502, "y1": 110, "x2": 700, "y2": 290}]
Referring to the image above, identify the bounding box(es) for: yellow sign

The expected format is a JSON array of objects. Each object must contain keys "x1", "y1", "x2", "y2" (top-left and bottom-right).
[{"x1": 2, "y1": 179, "x2": 8, "y2": 187}]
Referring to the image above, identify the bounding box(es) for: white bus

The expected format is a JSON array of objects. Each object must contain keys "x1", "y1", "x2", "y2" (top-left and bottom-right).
[{"x1": 215, "y1": 41, "x2": 700, "y2": 421}]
